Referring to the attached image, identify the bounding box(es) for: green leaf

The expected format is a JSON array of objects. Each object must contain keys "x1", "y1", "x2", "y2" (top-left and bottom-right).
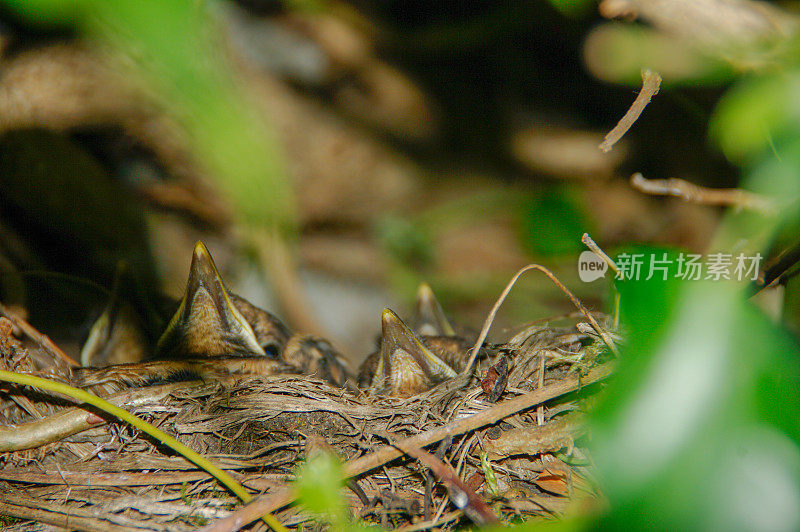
[
  {"x1": 523, "y1": 186, "x2": 590, "y2": 257},
  {"x1": 584, "y1": 24, "x2": 733, "y2": 86},
  {"x1": 592, "y1": 270, "x2": 800, "y2": 529},
  {"x1": 296, "y1": 452, "x2": 347, "y2": 522},
  {"x1": 545, "y1": 0, "x2": 594, "y2": 17},
  {"x1": 709, "y1": 71, "x2": 800, "y2": 164},
  {"x1": 611, "y1": 246, "x2": 686, "y2": 353},
  {"x1": 2, "y1": 0, "x2": 297, "y2": 234}
]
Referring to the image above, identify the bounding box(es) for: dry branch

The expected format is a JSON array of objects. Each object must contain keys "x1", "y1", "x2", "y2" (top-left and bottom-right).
[
  {"x1": 388, "y1": 438, "x2": 499, "y2": 525},
  {"x1": 630, "y1": 172, "x2": 776, "y2": 214},
  {"x1": 599, "y1": 69, "x2": 661, "y2": 153},
  {"x1": 0, "y1": 381, "x2": 201, "y2": 451},
  {"x1": 0, "y1": 493, "x2": 149, "y2": 532}
]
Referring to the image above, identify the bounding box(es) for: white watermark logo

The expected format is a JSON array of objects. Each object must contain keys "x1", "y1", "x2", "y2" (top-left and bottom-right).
[
  {"x1": 577, "y1": 251, "x2": 763, "y2": 282},
  {"x1": 578, "y1": 251, "x2": 608, "y2": 282}
]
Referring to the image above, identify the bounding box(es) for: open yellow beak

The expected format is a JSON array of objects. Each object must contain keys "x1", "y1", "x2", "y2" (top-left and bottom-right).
[
  {"x1": 372, "y1": 308, "x2": 457, "y2": 397},
  {"x1": 156, "y1": 242, "x2": 266, "y2": 359}
]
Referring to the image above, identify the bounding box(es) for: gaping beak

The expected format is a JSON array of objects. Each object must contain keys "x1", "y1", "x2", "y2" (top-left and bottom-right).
[
  {"x1": 413, "y1": 283, "x2": 456, "y2": 337},
  {"x1": 372, "y1": 308, "x2": 457, "y2": 397},
  {"x1": 156, "y1": 242, "x2": 266, "y2": 359}
]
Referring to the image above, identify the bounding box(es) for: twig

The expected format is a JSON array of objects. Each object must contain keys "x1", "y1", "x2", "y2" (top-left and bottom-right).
[
  {"x1": 753, "y1": 239, "x2": 800, "y2": 293},
  {"x1": 199, "y1": 362, "x2": 613, "y2": 532},
  {"x1": 0, "y1": 381, "x2": 202, "y2": 451},
  {"x1": 581, "y1": 233, "x2": 622, "y2": 324},
  {"x1": 467, "y1": 264, "x2": 617, "y2": 373},
  {"x1": 581, "y1": 233, "x2": 620, "y2": 277},
  {"x1": 413, "y1": 264, "x2": 616, "y2": 408},
  {"x1": 482, "y1": 413, "x2": 586, "y2": 460},
  {"x1": 630, "y1": 172, "x2": 777, "y2": 214},
  {"x1": 0, "y1": 301, "x2": 78, "y2": 367},
  {"x1": 0, "y1": 496, "x2": 141, "y2": 532},
  {"x1": 0, "y1": 468, "x2": 243, "y2": 486},
  {"x1": 599, "y1": 69, "x2": 661, "y2": 152},
  {"x1": 387, "y1": 438, "x2": 498, "y2": 525},
  {"x1": 418, "y1": 264, "x2": 617, "y2": 408},
  {"x1": 537, "y1": 354, "x2": 545, "y2": 426}
]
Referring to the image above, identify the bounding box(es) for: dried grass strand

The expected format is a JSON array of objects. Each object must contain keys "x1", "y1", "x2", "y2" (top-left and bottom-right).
[
  {"x1": 200, "y1": 362, "x2": 613, "y2": 532},
  {"x1": 0, "y1": 302, "x2": 78, "y2": 367},
  {"x1": 630, "y1": 172, "x2": 777, "y2": 214},
  {"x1": 599, "y1": 69, "x2": 661, "y2": 152}
]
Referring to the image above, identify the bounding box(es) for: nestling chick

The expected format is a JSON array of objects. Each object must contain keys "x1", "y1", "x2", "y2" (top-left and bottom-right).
[
  {"x1": 74, "y1": 242, "x2": 293, "y2": 391},
  {"x1": 156, "y1": 242, "x2": 290, "y2": 359},
  {"x1": 358, "y1": 284, "x2": 475, "y2": 397}
]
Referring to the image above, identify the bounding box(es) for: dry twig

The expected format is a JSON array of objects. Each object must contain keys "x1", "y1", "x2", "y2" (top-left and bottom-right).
[
  {"x1": 0, "y1": 302, "x2": 78, "y2": 368},
  {"x1": 387, "y1": 437, "x2": 499, "y2": 525},
  {"x1": 630, "y1": 172, "x2": 777, "y2": 214},
  {"x1": 599, "y1": 69, "x2": 661, "y2": 153},
  {"x1": 0, "y1": 381, "x2": 202, "y2": 451}
]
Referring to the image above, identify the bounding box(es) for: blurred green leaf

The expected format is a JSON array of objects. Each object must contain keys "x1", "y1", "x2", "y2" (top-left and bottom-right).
[
  {"x1": 487, "y1": 515, "x2": 591, "y2": 532},
  {"x1": 709, "y1": 71, "x2": 800, "y2": 165},
  {"x1": 523, "y1": 186, "x2": 590, "y2": 256},
  {"x1": 593, "y1": 267, "x2": 800, "y2": 529},
  {"x1": 584, "y1": 24, "x2": 733, "y2": 86},
  {"x1": 745, "y1": 139, "x2": 800, "y2": 203},
  {"x1": 3, "y1": 0, "x2": 296, "y2": 234},
  {"x1": 611, "y1": 247, "x2": 686, "y2": 353},
  {"x1": 546, "y1": 0, "x2": 594, "y2": 17},
  {"x1": 296, "y1": 452, "x2": 347, "y2": 524},
  {"x1": 713, "y1": 136, "x2": 800, "y2": 265}
]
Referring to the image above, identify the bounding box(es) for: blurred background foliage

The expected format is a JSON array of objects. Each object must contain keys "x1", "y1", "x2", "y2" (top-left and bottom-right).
[{"x1": 1, "y1": 0, "x2": 800, "y2": 529}]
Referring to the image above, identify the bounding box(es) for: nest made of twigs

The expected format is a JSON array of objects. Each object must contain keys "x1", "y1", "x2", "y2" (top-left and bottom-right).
[{"x1": 0, "y1": 314, "x2": 613, "y2": 531}]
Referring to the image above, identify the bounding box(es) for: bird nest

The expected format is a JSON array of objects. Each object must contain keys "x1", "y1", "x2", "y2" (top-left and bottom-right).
[{"x1": 0, "y1": 309, "x2": 614, "y2": 531}]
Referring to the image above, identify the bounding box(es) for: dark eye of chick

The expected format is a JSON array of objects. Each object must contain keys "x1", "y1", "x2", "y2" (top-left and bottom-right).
[{"x1": 262, "y1": 342, "x2": 281, "y2": 357}]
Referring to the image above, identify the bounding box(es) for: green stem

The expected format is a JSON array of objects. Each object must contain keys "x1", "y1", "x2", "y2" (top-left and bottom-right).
[{"x1": 0, "y1": 370, "x2": 287, "y2": 532}]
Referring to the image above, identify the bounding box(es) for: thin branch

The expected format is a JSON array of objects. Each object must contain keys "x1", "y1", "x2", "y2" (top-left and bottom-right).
[
  {"x1": 0, "y1": 381, "x2": 201, "y2": 451},
  {"x1": 0, "y1": 497, "x2": 141, "y2": 532},
  {"x1": 0, "y1": 301, "x2": 78, "y2": 367},
  {"x1": 466, "y1": 264, "x2": 617, "y2": 373},
  {"x1": 582, "y1": 233, "x2": 620, "y2": 276},
  {"x1": 387, "y1": 437, "x2": 498, "y2": 525},
  {"x1": 630, "y1": 172, "x2": 777, "y2": 214},
  {"x1": 599, "y1": 69, "x2": 661, "y2": 152}
]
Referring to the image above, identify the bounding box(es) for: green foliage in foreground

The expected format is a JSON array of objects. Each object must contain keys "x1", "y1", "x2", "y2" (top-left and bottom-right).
[
  {"x1": 4, "y1": 0, "x2": 296, "y2": 234},
  {"x1": 296, "y1": 452, "x2": 377, "y2": 532},
  {"x1": 596, "y1": 267, "x2": 800, "y2": 530}
]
